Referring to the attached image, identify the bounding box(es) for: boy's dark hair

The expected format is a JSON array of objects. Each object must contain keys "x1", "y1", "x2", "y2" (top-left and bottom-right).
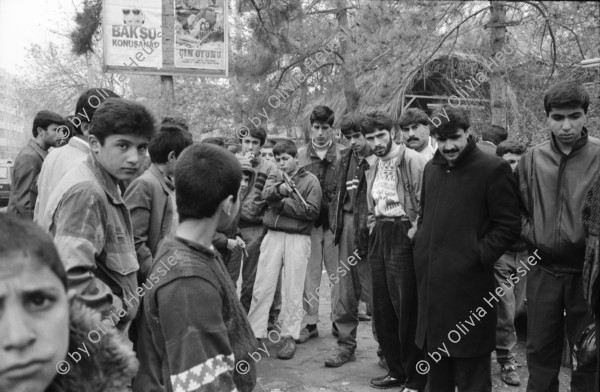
[
  {"x1": 176, "y1": 144, "x2": 242, "y2": 221},
  {"x1": 310, "y1": 105, "x2": 335, "y2": 126},
  {"x1": 398, "y1": 108, "x2": 429, "y2": 128},
  {"x1": 74, "y1": 88, "x2": 120, "y2": 135},
  {"x1": 161, "y1": 115, "x2": 189, "y2": 131},
  {"x1": 273, "y1": 140, "x2": 298, "y2": 157},
  {"x1": 148, "y1": 124, "x2": 194, "y2": 164},
  {"x1": 340, "y1": 112, "x2": 365, "y2": 137},
  {"x1": 481, "y1": 124, "x2": 508, "y2": 146},
  {"x1": 543, "y1": 82, "x2": 590, "y2": 115},
  {"x1": 32, "y1": 110, "x2": 65, "y2": 137},
  {"x1": 361, "y1": 111, "x2": 394, "y2": 135},
  {"x1": 0, "y1": 214, "x2": 67, "y2": 289},
  {"x1": 90, "y1": 98, "x2": 156, "y2": 145},
  {"x1": 496, "y1": 139, "x2": 527, "y2": 157},
  {"x1": 238, "y1": 123, "x2": 267, "y2": 146},
  {"x1": 64, "y1": 115, "x2": 78, "y2": 140},
  {"x1": 202, "y1": 137, "x2": 225, "y2": 147},
  {"x1": 262, "y1": 139, "x2": 276, "y2": 149},
  {"x1": 429, "y1": 105, "x2": 471, "y2": 138}
]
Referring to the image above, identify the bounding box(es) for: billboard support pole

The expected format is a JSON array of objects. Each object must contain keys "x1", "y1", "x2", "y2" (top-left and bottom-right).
[{"x1": 160, "y1": 75, "x2": 175, "y2": 115}]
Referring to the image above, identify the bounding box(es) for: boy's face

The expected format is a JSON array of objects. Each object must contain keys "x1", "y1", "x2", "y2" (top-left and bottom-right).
[
  {"x1": 434, "y1": 128, "x2": 470, "y2": 164},
  {"x1": 345, "y1": 132, "x2": 369, "y2": 155},
  {"x1": 240, "y1": 173, "x2": 251, "y2": 195},
  {"x1": 275, "y1": 152, "x2": 298, "y2": 174},
  {"x1": 0, "y1": 254, "x2": 70, "y2": 392},
  {"x1": 365, "y1": 128, "x2": 395, "y2": 157},
  {"x1": 501, "y1": 152, "x2": 522, "y2": 172},
  {"x1": 261, "y1": 147, "x2": 274, "y2": 162},
  {"x1": 547, "y1": 106, "x2": 586, "y2": 148},
  {"x1": 241, "y1": 135, "x2": 261, "y2": 155},
  {"x1": 401, "y1": 123, "x2": 430, "y2": 152},
  {"x1": 311, "y1": 121, "x2": 333, "y2": 145},
  {"x1": 91, "y1": 134, "x2": 149, "y2": 181}
]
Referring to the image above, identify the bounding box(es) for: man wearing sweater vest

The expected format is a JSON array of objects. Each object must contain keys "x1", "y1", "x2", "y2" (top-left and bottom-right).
[{"x1": 133, "y1": 144, "x2": 258, "y2": 392}]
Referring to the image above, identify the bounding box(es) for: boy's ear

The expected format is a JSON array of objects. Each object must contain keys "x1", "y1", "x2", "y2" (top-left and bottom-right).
[
  {"x1": 220, "y1": 194, "x2": 235, "y2": 216},
  {"x1": 168, "y1": 151, "x2": 177, "y2": 162},
  {"x1": 88, "y1": 134, "x2": 101, "y2": 154}
]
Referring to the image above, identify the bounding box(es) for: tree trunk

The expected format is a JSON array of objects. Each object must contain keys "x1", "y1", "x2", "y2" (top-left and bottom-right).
[
  {"x1": 489, "y1": 1, "x2": 507, "y2": 130},
  {"x1": 335, "y1": 0, "x2": 359, "y2": 113}
]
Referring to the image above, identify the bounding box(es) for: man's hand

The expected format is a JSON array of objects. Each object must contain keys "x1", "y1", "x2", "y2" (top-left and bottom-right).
[
  {"x1": 279, "y1": 182, "x2": 293, "y2": 196},
  {"x1": 226, "y1": 239, "x2": 240, "y2": 251},
  {"x1": 235, "y1": 236, "x2": 246, "y2": 250}
]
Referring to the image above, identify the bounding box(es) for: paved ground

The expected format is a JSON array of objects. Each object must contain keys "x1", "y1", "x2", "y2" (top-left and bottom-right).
[{"x1": 254, "y1": 271, "x2": 572, "y2": 392}]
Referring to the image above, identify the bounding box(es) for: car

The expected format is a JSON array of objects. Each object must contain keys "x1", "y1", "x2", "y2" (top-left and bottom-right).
[{"x1": 0, "y1": 163, "x2": 12, "y2": 208}]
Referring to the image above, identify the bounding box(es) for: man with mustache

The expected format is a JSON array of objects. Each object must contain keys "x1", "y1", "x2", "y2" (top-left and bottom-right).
[
  {"x1": 363, "y1": 111, "x2": 427, "y2": 391},
  {"x1": 413, "y1": 105, "x2": 520, "y2": 391},
  {"x1": 517, "y1": 81, "x2": 600, "y2": 392},
  {"x1": 397, "y1": 108, "x2": 436, "y2": 161}
]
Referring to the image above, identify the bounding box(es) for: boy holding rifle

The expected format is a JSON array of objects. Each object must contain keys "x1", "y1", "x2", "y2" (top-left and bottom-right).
[{"x1": 247, "y1": 140, "x2": 322, "y2": 360}]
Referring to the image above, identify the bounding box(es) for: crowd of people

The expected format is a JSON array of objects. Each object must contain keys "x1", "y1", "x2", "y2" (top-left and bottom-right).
[{"x1": 1, "y1": 80, "x2": 599, "y2": 392}]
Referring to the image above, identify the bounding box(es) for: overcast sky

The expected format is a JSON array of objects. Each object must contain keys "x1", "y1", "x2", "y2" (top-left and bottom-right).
[{"x1": 0, "y1": 0, "x2": 77, "y2": 75}]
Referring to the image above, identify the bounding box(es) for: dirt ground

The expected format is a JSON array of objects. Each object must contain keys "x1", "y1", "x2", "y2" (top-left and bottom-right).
[{"x1": 254, "y1": 271, "x2": 572, "y2": 392}]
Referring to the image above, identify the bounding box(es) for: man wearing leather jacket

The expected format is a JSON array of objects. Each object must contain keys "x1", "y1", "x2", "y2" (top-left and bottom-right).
[{"x1": 517, "y1": 81, "x2": 600, "y2": 392}]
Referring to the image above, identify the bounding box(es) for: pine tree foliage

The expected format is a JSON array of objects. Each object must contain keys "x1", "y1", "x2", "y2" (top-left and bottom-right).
[{"x1": 70, "y1": 0, "x2": 102, "y2": 55}]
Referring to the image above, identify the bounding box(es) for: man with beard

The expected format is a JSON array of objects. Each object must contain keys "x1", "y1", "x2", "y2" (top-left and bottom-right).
[
  {"x1": 397, "y1": 108, "x2": 436, "y2": 160},
  {"x1": 363, "y1": 111, "x2": 427, "y2": 391},
  {"x1": 326, "y1": 112, "x2": 378, "y2": 367},
  {"x1": 413, "y1": 105, "x2": 520, "y2": 391}
]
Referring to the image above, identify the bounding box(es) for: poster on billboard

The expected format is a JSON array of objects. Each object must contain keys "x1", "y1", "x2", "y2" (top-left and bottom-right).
[
  {"x1": 104, "y1": 0, "x2": 163, "y2": 69},
  {"x1": 174, "y1": 0, "x2": 228, "y2": 73}
]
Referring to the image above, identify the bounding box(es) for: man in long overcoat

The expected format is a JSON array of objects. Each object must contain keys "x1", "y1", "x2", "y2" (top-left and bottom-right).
[{"x1": 413, "y1": 105, "x2": 521, "y2": 391}]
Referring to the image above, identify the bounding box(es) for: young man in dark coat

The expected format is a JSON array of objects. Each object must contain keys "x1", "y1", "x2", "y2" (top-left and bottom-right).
[
  {"x1": 8, "y1": 110, "x2": 65, "y2": 219},
  {"x1": 518, "y1": 81, "x2": 600, "y2": 392},
  {"x1": 326, "y1": 112, "x2": 378, "y2": 367},
  {"x1": 413, "y1": 105, "x2": 521, "y2": 391}
]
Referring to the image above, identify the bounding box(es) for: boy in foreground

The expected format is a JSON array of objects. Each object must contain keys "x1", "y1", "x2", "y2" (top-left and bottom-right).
[
  {"x1": 247, "y1": 140, "x2": 322, "y2": 360},
  {"x1": 134, "y1": 143, "x2": 258, "y2": 392},
  {"x1": 41, "y1": 98, "x2": 155, "y2": 334}
]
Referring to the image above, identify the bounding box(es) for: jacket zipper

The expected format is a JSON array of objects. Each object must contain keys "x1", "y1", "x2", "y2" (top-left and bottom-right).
[{"x1": 555, "y1": 155, "x2": 567, "y2": 255}]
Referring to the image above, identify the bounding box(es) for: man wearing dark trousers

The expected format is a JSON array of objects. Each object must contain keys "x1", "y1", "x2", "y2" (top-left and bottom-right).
[
  {"x1": 518, "y1": 81, "x2": 600, "y2": 392},
  {"x1": 297, "y1": 105, "x2": 343, "y2": 342},
  {"x1": 414, "y1": 105, "x2": 521, "y2": 391},
  {"x1": 364, "y1": 112, "x2": 427, "y2": 392},
  {"x1": 325, "y1": 112, "x2": 377, "y2": 367}
]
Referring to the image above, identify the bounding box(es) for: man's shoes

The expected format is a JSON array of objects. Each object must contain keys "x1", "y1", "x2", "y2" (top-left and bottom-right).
[
  {"x1": 277, "y1": 336, "x2": 296, "y2": 359},
  {"x1": 324, "y1": 346, "x2": 356, "y2": 367},
  {"x1": 500, "y1": 363, "x2": 521, "y2": 386},
  {"x1": 332, "y1": 323, "x2": 339, "y2": 337},
  {"x1": 369, "y1": 374, "x2": 403, "y2": 389},
  {"x1": 295, "y1": 326, "x2": 318, "y2": 344}
]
